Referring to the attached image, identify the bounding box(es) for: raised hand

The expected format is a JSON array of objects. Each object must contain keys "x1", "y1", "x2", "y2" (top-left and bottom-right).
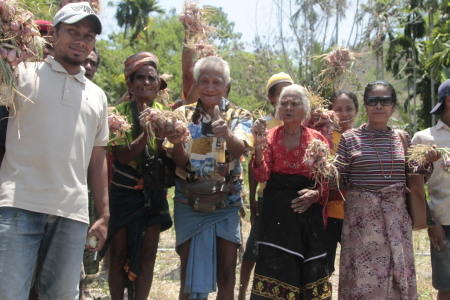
[
  {"x1": 251, "y1": 118, "x2": 268, "y2": 149},
  {"x1": 163, "y1": 116, "x2": 184, "y2": 145},
  {"x1": 211, "y1": 105, "x2": 231, "y2": 140}
]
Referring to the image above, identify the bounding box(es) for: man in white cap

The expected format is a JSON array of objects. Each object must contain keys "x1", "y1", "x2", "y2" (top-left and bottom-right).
[
  {"x1": 412, "y1": 79, "x2": 450, "y2": 300},
  {"x1": 0, "y1": 2, "x2": 109, "y2": 299}
]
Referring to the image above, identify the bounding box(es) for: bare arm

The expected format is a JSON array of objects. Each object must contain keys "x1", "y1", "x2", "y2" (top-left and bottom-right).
[
  {"x1": 248, "y1": 159, "x2": 259, "y2": 225},
  {"x1": 112, "y1": 131, "x2": 149, "y2": 165},
  {"x1": 86, "y1": 146, "x2": 109, "y2": 251},
  {"x1": 182, "y1": 46, "x2": 196, "y2": 99},
  {"x1": 223, "y1": 132, "x2": 246, "y2": 158},
  {"x1": 163, "y1": 119, "x2": 190, "y2": 168},
  {"x1": 170, "y1": 142, "x2": 190, "y2": 168}
]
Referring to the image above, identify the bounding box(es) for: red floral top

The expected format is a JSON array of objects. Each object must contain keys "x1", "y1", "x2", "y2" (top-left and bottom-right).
[{"x1": 253, "y1": 125, "x2": 329, "y2": 182}]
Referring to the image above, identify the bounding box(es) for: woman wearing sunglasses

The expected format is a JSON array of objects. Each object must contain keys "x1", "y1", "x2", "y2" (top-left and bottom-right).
[{"x1": 334, "y1": 81, "x2": 437, "y2": 299}]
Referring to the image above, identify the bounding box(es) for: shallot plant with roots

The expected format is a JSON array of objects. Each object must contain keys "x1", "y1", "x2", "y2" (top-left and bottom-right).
[
  {"x1": 108, "y1": 108, "x2": 131, "y2": 142},
  {"x1": 303, "y1": 87, "x2": 340, "y2": 139},
  {"x1": 179, "y1": 1, "x2": 217, "y2": 58},
  {"x1": 143, "y1": 108, "x2": 191, "y2": 143},
  {"x1": 408, "y1": 144, "x2": 450, "y2": 177},
  {"x1": 0, "y1": 0, "x2": 44, "y2": 106},
  {"x1": 251, "y1": 109, "x2": 269, "y2": 149},
  {"x1": 313, "y1": 46, "x2": 364, "y2": 90},
  {"x1": 303, "y1": 139, "x2": 337, "y2": 187}
]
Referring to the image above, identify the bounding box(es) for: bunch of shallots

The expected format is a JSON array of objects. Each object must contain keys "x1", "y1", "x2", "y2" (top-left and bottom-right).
[
  {"x1": 313, "y1": 46, "x2": 364, "y2": 90},
  {"x1": 303, "y1": 139, "x2": 337, "y2": 186},
  {"x1": 179, "y1": 1, "x2": 216, "y2": 58},
  {"x1": 0, "y1": 0, "x2": 44, "y2": 105},
  {"x1": 303, "y1": 88, "x2": 340, "y2": 139},
  {"x1": 308, "y1": 108, "x2": 340, "y2": 138},
  {"x1": 408, "y1": 144, "x2": 450, "y2": 175},
  {"x1": 144, "y1": 108, "x2": 190, "y2": 142},
  {"x1": 108, "y1": 108, "x2": 131, "y2": 140}
]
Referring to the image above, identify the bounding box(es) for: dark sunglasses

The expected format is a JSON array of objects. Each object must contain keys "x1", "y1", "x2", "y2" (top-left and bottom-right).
[{"x1": 364, "y1": 96, "x2": 394, "y2": 106}]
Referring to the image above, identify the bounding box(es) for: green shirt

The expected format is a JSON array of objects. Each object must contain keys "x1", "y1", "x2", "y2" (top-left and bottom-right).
[{"x1": 109, "y1": 100, "x2": 166, "y2": 172}]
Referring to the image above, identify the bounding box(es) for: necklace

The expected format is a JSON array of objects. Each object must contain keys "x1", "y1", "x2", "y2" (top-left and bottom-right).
[
  {"x1": 369, "y1": 130, "x2": 394, "y2": 179},
  {"x1": 283, "y1": 129, "x2": 302, "y2": 168}
]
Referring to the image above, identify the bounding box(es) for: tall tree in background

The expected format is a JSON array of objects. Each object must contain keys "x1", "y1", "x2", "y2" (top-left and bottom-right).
[
  {"x1": 115, "y1": 0, "x2": 164, "y2": 42},
  {"x1": 404, "y1": 0, "x2": 426, "y2": 133},
  {"x1": 362, "y1": 0, "x2": 400, "y2": 80}
]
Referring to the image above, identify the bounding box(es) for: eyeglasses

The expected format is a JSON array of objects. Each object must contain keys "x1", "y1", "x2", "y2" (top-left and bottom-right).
[{"x1": 364, "y1": 96, "x2": 394, "y2": 106}]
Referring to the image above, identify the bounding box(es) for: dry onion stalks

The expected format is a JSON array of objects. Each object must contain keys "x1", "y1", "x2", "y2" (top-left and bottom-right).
[
  {"x1": 179, "y1": 1, "x2": 216, "y2": 58},
  {"x1": 303, "y1": 139, "x2": 337, "y2": 187},
  {"x1": 143, "y1": 108, "x2": 191, "y2": 142},
  {"x1": 0, "y1": 0, "x2": 44, "y2": 106},
  {"x1": 108, "y1": 108, "x2": 131, "y2": 142},
  {"x1": 314, "y1": 46, "x2": 364, "y2": 90},
  {"x1": 408, "y1": 144, "x2": 450, "y2": 175}
]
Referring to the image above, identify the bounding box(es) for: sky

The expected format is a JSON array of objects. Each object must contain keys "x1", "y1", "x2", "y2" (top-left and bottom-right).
[{"x1": 99, "y1": 0, "x2": 356, "y2": 50}]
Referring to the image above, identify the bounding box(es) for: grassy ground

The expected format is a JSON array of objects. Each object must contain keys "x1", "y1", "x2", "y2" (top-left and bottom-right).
[{"x1": 85, "y1": 193, "x2": 438, "y2": 299}]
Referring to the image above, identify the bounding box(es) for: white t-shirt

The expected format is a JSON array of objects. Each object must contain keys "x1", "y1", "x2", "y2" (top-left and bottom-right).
[
  {"x1": 412, "y1": 120, "x2": 450, "y2": 225},
  {"x1": 0, "y1": 56, "x2": 109, "y2": 224}
]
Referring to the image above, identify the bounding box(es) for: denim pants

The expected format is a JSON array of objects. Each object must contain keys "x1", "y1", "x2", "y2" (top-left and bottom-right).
[{"x1": 0, "y1": 207, "x2": 88, "y2": 300}]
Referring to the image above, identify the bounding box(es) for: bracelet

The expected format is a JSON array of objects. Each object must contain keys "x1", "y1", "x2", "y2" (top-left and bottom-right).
[{"x1": 253, "y1": 155, "x2": 264, "y2": 162}]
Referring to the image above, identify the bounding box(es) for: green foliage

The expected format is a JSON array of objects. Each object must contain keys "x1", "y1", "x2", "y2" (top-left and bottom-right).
[
  {"x1": 203, "y1": 6, "x2": 242, "y2": 51},
  {"x1": 115, "y1": 0, "x2": 164, "y2": 42},
  {"x1": 23, "y1": 0, "x2": 58, "y2": 21},
  {"x1": 95, "y1": 10, "x2": 184, "y2": 105},
  {"x1": 224, "y1": 38, "x2": 294, "y2": 113}
]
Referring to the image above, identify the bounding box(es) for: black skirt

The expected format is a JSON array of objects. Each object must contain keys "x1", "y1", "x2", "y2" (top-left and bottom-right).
[{"x1": 250, "y1": 173, "x2": 331, "y2": 300}]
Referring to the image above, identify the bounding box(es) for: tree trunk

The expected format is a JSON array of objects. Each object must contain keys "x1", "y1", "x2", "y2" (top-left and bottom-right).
[
  {"x1": 335, "y1": 0, "x2": 339, "y2": 45},
  {"x1": 429, "y1": 1, "x2": 436, "y2": 125},
  {"x1": 413, "y1": 38, "x2": 417, "y2": 133}
]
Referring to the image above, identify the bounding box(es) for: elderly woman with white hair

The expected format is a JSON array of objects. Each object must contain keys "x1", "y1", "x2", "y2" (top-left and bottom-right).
[
  {"x1": 250, "y1": 84, "x2": 331, "y2": 299},
  {"x1": 163, "y1": 56, "x2": 253, "y2": 300}
]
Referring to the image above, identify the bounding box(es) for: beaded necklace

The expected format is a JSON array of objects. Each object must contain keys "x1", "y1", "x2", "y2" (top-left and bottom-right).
[{"x1": 369, "y1": 130, "x2": 394, "y2": 179}]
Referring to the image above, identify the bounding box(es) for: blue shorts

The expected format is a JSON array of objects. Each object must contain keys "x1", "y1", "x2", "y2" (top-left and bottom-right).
[
  {"x1": 0, "y1": 207, "x2": 88, "y2": 300},
  {"x1": 431, "y1": 225, "x2": 450, "y2": 291}
]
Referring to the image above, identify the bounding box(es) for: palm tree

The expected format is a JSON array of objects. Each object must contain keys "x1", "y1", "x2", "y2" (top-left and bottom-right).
[{"x1": 115, "y1": 0, "x2": 164, "y2": 42}]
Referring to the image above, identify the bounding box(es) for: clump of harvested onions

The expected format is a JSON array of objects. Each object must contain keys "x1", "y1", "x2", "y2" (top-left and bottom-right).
[
  {"x1": 314, "y1": 46, "x2": 364, "y2": 90},
  {"x1": 0, "y1": 0, "x2": 44, "y2": 106},
  {"x1": 408, "y1": 144, "x2": 450, "y2": 175},
  {"x1": 108, "y1": 108, "x2": 131, "y2": 141},
  {"x1": 143, "y1": 108, "x2": 191, "y2": 142},
  {"x1": 303, "y1": 139, "x2": 337, "y2": 186},
  {"x1": 179, "y1": 1, "x2": 217, "y2": 58},
  {"x1": 303, "y1": 87, "x2": 340, "y2": 137}
]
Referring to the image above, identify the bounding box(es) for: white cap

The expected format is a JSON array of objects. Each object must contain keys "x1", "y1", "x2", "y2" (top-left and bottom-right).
[{"x1": 53, "y1": 2, "x2": 102, "y2": 34}]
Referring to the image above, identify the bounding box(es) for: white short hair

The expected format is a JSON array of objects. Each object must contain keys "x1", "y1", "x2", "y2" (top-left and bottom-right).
[
  {"x1": 275, "y1": 84, "x2": 311, "y2": 121},
  {"x1": 193, "y1": 56, "x2": 231, "y2": 85}
]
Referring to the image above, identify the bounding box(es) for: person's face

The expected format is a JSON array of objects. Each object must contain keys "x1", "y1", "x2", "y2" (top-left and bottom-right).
[
  {"x1": 82, "y1": 51, "x2": 98, "y2": 80},
  {"x1": 365, "y1": 85, "x2": 394, "y2": 127},
  {"x1": 50, "y1": 19, "x2": 97, "y2": 67},
  {"x1": 444, "y1": 96, "x2": 450, "y2": 115},
  {"x1": 268, "y1": 82, "x2": 291, "y2": 108},
  {"x1": 196, "y1": 67, "x2": 229, "y2": 107},
  {"x1": 127, "y1": 65, "x2": 160, "y2": 102},
  {"x1": 277, "y1": 90, "x2": 306, "y2": 124},
  {"x1": 332, "y1": 94, "x2": 358, "y2": 132}
]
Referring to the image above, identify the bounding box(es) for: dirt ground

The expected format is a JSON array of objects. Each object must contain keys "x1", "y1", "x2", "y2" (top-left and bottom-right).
[{"x1": 84, "y1": 206, "x2": 438, "y2": 300}]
